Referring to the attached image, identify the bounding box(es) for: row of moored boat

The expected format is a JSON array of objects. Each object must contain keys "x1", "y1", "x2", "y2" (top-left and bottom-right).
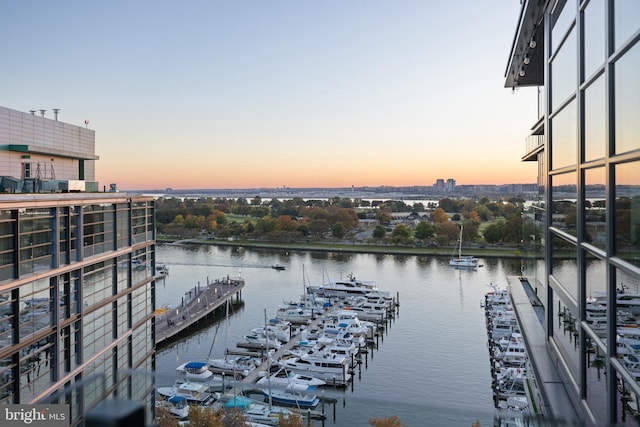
[
  {"x1": 483, "y1": 283, "x2": 531, "y2": 420},
  {"x1": 156, "y1": 272, "x2": 397, "y2": 425}
]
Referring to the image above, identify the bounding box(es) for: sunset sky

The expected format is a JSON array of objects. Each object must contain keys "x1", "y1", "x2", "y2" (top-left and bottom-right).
[{"x1": 0, "y1": 1, "x2": 537, "y2": 190}]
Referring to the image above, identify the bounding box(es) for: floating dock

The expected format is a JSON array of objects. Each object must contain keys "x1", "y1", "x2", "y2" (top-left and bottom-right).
[{"x1": 155, "y1": 276, "x2": 245, "y2": 346}]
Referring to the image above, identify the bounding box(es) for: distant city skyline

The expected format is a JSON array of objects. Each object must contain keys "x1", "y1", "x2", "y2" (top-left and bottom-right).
[{"x1": 0, "y1": 1, "x2": 537, "y2": 190}]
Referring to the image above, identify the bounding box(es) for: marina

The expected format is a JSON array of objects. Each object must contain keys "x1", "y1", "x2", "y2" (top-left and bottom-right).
[
  {"x1": 154, "y1": 243, "x2": 521, "y2": 425},
  {"x1": 156, "y1": 261, "x2": 399, "y2": 424}
]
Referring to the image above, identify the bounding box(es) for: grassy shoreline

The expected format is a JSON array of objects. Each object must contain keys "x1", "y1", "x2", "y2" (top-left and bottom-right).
[{"x1": 157, "y1": 236, "x2": 527, "y2": 259}]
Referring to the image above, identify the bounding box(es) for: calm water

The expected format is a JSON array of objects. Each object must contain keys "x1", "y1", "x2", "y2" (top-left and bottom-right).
[{"x1": 154, "y1": 243, "x2": 524, "y2": 426}]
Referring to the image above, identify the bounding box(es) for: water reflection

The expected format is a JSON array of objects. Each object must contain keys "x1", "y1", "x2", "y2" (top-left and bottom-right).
[{"x1": 154, "y1": 243, "x2": 521, "y2": 426}]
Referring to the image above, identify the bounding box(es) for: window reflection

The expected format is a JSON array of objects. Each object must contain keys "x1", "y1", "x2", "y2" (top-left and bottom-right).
[
  {"x1": 552, "y1": 292, "x2": 580, "y2": 378},
  {"x1": 614, "y1": 43, "x2": 640, "y2": 155},
  {"x1": 614, "y1": 0, "x2": 640, "y2": 51},
  {"x1": 614, "y1": 162, "x2": 640, "y2": 266},
  {"x1": 583, "y1": 0, "x2": 606, "y2": 79},
  {"x1": 551, "y1": 30, "x2": 577, "y2": 111},
  {"x1": 616, "y1": 375, "x2": 640, "y2": 424},
  {"x1": 585, "y1": 254, "x2": 607, "y2": 343},
  {"x1": 552, "y1": 172, "x2": 577, "y2": 236},
  {"x1": 551, "y1": 101, "x2": 578, "y2": 169},
  {"x1": 551, "y1": 0, "x2": 575, "y2": 55},
  {"x1": 585, "y1": 167, "x2": 606, "y2": 248},
  {"x1": 584, "y1": 76, "x2": 606, "y2": 162},
  {"x1": 551, "y1": 233, "x2": 578, "y2": 301}
]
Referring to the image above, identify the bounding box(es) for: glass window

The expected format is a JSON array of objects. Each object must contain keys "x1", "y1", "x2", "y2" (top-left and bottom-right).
[
  {"x1": 19, "y1": 333, "x2": 55, "y2": 400},
  {"x1": 585, "y1": 335, "x2": 607, "y2": 426},
  {"x1": 584, "y1": 76, "x2": 607, "y2": 162},
  {"x1": 614, "y1": 43, "x2": 640, "y2": 155},
  {"x1": 552, "y1": 101, "x2": 578, "y2": 169},
  {"x1": 19, "y1": 278, "x2": 52, "y2": 340},
  {"x1": 84, "y1": 261, "x2": 113, "y2": 309},
  {"x1": 0, "y1": 214, "x2": 16, "y2": 283},
  {"x1": 551, "y1": 29, "x2": 578, "y2": 111},
  {"x1": 0, "y1": 290, "x2": 15, "y2": 349},
  {"x1": 0, "y1": 356, "x2": 15, "y2": 404},
  {"x1": 551, "y1": 292, "x2": 580, "y2": 378},
  {"x1": 615, "y1": 375, "x2": 638, "y2": 424},
  {"x1": 551, "y1": 233, "x2": 578, "y2": 301},
  {"x1": 583, "y1": 0, "x2": 606, "y2": 79},
  {"x1": 552, "y1": 0, "x2": 576, "y2": 55},
  {"x1": 552, "y1": 172, "x2": 578, "y2": 236},
  {"x1": 614, "y1": 0, "x2": 640, "y2": 51},
  {"x1": 585, "y1": 167, "x2": 607, "y2": 249},
  {"x1": 19, "y1": 209, "x2": 53, "y2": 276},
  {"x1": 614, "y1": 161, "x2": 640, "y2": 266},
  {"x1": 585, "y1": 254, "x2": 607, "y2": 342}
]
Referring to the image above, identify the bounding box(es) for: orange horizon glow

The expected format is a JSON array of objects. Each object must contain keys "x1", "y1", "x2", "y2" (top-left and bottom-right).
[{"x1": 97, "y1": 161, "x2": 537, "y2": 191}]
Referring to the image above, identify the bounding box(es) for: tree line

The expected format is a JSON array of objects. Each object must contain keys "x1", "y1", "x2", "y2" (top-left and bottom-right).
[{"x1": 155, "y1": 195, "x2": 532, "y2": 247}]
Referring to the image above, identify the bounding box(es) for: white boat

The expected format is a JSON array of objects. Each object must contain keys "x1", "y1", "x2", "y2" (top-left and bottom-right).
[
  {"x1": 278, "y1": 352, "x2": 351, "y2": 386},
  {"x1": 176, "y1": 361, "x2": 214, "y2": 382},
  {"x1": 306, "y1": 273, "x2": 381, "y2": 297},
  {"x1": 266, "y1": 318, "x2": 292, "y2": 343},
  {"x1": 588, "y1": 284, "x2": 640, "y2": 315},
  {"x1": 156, "y1": 381, "x2": 216, "y2": 406},
  {"x1": 260, "y1": 385, "x2": 320, "y2": 408},
  {"x1": 156, "y1": 395, "x2": 189, "y2": 419},
  {"x1": 256, "y1": 366, "x2": 326, "y2": 389},
  {"x1": 449, "y1": 224, "x2": 478, "y2": 268},
  {"x1": 244, "y1": 328, "x2": 282, "y2": 349},
  {"x1": 208, "y1": 356, "x2": 257, "y2": 377},
  {"x1": 493, "y1": 333, "x2": 528, "y2": 366},
  {"x1": 275, "y1": 304, "x2": 313, "y2": 324},
  {"x1": 223, "y1": 396, "x2": 296, "y2": 426}
]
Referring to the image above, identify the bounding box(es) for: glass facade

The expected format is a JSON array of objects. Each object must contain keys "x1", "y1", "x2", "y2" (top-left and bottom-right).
[
  {"x1": 0, "y1": 195, "x2": 156, "y2": 425},
  {"x1": 513, "y1": 0, "x2": 640, "y2": 424}
]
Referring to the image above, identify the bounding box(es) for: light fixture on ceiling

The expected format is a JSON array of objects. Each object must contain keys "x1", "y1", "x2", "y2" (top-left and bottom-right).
[
  {"x1": 519, "y1": 67, "x2": 526, "y2": 77},
  {"x1": 523, "y1": 54, "x2": 530, "y2": 65},
  {"x1": 529, "y1": 37, "x2": 537, "y2": 49}
]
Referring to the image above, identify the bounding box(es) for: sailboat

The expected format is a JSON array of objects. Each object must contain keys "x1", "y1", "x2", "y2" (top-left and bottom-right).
[{"x1": 449, "y1": 224, "x2": 478, "y2": 268}]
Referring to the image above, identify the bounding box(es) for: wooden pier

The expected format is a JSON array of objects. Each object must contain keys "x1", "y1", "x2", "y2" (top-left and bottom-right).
[{"x1": 155, "y1": 276, "x2": 245, "y2": 346}]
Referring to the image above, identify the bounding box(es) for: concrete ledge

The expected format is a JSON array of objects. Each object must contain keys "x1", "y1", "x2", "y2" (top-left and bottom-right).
[{"x1": 507, "y1": 277, "x2": 581, "y2": 424}]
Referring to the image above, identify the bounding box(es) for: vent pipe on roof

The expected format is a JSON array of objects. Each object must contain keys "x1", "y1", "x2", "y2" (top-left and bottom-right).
[
  {"x1": 39, "y1": 110, "x2": 46, "y2": 117},
  {"x1": 29, "y1": 110, "x2": 36, "y2": 115},
  {"x1": 53, "y1": 109, "x2": 60, "y2": 121}
]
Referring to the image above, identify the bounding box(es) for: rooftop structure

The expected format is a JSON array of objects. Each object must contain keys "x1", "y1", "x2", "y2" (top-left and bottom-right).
[{"x1": 0, "y1": 106, "x2": 157, "y2": 425}]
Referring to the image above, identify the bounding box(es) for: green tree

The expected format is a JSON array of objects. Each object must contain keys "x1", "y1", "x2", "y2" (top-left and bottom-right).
[
  {"x1": 332, "y1": 222, "x2": 345, "y2": 238},
  {"x1": 255, "y1": 216, "x2": 277, "y2": 234},
  {"x1": 391, "y1": 224, "x2": 412, "y2": 245},
  {"x1": 392, "y1": 224, "x2": 410, "y2": 239},
  {"x1": 413, "y1": 221, "x2": 434, "y2": 240},
  {"x1": 309, "y1": 219, "x2": 330, "y2": 236},
  {"x1": 372, "y1": 225, "x2": 386, "y2": 239},
  {"x1": 461, "y1": 220, "x2": 479, "y2": 243},
  {"x1": 483, "y1": 223, "x2": 502, "y2": 244}
]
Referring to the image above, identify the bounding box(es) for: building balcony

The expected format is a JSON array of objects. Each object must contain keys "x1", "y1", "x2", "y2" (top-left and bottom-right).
[{"x1": 522, "y1": 134, "x2": 544, "y2": 162}]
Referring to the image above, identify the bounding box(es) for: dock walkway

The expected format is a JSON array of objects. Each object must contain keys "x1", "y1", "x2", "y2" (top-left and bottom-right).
[{"x1": 155, "y1": 276, "x2": 245, "y2": 346}]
